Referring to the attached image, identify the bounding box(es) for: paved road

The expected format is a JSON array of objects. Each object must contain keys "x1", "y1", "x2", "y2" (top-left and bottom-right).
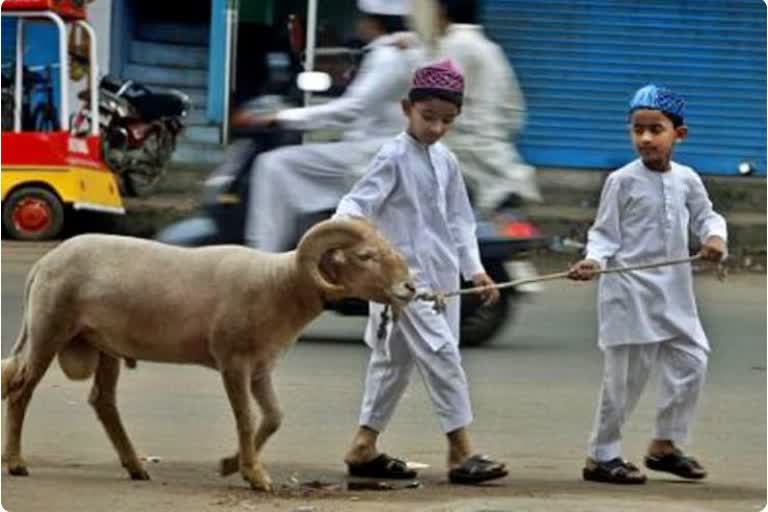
[{"x1": 1, "y1": 241, "x2": 765, "y2": 511}]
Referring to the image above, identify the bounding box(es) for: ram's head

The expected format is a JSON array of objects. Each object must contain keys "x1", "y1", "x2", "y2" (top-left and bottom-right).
[{"x1": 297, "y1": 218, "x2": 415, "y2": 311}]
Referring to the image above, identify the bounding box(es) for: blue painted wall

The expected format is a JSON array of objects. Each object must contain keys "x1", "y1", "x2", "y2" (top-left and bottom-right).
[{"x1": 484, "y1": 0, "x2": 766, "y2": 176}]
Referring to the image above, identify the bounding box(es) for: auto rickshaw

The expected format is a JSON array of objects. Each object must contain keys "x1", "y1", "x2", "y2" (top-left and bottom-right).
[{"x1": 1, "y1": 0, "x2": 124, "y2": 241}]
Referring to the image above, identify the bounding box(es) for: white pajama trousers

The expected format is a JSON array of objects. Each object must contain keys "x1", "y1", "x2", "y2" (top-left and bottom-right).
[
  {"x1": 588, "y1": 337, "x2": 708, "y2": 461},
  {"x1": 359, "y1": 306, "x2": 473, "y2": 434}
]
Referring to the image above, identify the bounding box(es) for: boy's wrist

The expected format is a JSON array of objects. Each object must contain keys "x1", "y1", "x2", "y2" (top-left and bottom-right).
[{"x1": 584, "y1": 253, "x2": 606, "y2": 270}]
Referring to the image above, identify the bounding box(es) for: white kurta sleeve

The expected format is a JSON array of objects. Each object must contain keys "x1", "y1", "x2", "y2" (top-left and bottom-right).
[
  {"x1": 276, "y1": 47, "x2": 405, "y2": 132},
  {"x1": 335, "y1": 153, "x2": 398, "y2": 221},
  {"x1": 687, "y1": 172, "x2": 728, "y2": 244},
  {"x1": 586, "y1": 173, "x2": 623, "y2": 268},
  {"x1": 496, "y1": 49, "x2": 526, "y2": 136},
  {"x1": 446, "y1": 155, "x2": 485, "y2": 280}
]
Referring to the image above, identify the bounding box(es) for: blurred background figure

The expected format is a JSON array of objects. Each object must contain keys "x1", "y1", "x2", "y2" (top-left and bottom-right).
[
  {"x1": 421, "y1": 0, "x2": 541, "y2": 213},
  {"x1": 242, "y1": 0, "x2": 416, "y2": 252}
]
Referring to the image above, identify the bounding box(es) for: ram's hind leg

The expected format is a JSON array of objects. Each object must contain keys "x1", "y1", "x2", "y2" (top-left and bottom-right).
[
  {"x1": 88, "y1": 352, "x2": 149, "y2": 480},
  {"x1": 3, "y1": 344, "x2": 57, "y2": 476}
]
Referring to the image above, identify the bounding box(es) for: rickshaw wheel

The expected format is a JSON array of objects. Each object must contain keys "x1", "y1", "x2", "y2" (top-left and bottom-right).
[{"x1": 3, "y1": 187, "x2": 65, "y2": 241}]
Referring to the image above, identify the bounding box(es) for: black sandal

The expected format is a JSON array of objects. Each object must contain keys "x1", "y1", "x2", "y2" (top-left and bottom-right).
[
  {"x1": 448, "y1": 454, "x2": 508, "y2": 485},
  {"x1": 582, "y1": 458, "x2": 647, "y2": 484},
  {"x1": 347, "y1": 453, "x2": 417, "y2": 479},
  {"x1": 644, "y1": 449, "x2": 707, "y2": 480}
]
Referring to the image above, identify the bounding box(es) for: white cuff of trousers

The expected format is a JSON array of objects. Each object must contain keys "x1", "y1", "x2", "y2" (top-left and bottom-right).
[{"x1": 589, "y1": 440, "x2": 623, "y2": 462}]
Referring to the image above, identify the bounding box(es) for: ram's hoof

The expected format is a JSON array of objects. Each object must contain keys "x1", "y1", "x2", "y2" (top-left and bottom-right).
[
  {"x1": 8, "y1": 464, "x2": 29, "y2": 476},
  {"x1": 219, "y1": 455, "x2": 239, "y2": 477},
  {"x1": 129, "y1": 469, "x2": 151, "y2": 480},
  {"x1": 243, "y1": 466, "x2": 272, "y2": 492}
]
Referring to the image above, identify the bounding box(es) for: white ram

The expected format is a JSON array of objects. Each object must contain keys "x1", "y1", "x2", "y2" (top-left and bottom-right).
[{"x1": 1, "y1": 218, "x2": 414, "y2": 491}]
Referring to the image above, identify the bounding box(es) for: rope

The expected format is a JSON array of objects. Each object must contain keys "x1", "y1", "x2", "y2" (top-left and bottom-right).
[{"x1": 415, "y1": 254, "x2": 715, "y2": 313}]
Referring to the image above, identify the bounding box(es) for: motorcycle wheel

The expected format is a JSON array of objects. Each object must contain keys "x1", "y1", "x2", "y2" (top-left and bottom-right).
[
  {"x1": 459, "y1": 262, "x2": 515, "y2": 347},
  {"x1": 123, "y1": 171, "x2": 164, "y2": 198},
  {"x1": 119, "y1": 129, "x2": 173, "y2": 197}
]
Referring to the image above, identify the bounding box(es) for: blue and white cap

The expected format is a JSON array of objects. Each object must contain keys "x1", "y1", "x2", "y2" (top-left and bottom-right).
[{"x1": 629, "y1": 84, "x2": 686, "y2": 120}]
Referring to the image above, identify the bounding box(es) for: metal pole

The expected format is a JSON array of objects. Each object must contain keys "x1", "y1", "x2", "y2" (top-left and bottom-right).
[
  {"x1": 221, "y1": 0, "x2": 237, "y2": 145},
  {"x1": 14, "y1": 19, "x2": 24, "y2": 132},
  {"x1": 51, "y1": 13, "x2": 70, "y2": 130},
  {"x1": 76, "y1": 21, "x2": 100, "y2": 135},
  {"x1": 303, "y1": 0, "x2": 318, "y2": 106}
]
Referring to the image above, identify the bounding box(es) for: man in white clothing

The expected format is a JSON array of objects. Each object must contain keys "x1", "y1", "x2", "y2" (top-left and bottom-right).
[
  {"x1": 242, "y1": 0, "x2": 418, "y2": 252},
  {"x1": 569, "y1": 85, "x2": 727, "y2": 484},
  {"x1": 433, "y1": 0, "x2": 540, "y2": 212}
]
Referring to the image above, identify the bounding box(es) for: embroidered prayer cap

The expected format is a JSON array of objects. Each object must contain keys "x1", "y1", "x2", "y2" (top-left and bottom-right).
[
  {"x1": 358, "y1": 0, "x2": 409, "y2": 16},
  {"x1": 411, "y1": 59, "x2": 465, "y2": 94},
  {"x1": 629, "y1": 84, "x2": 686, "y2": 120}
]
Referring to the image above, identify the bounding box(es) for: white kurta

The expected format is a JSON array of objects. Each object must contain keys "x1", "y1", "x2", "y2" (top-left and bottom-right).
[
  {"x1": 245, "y1": 35, "x2": 417, "y2": 251},
  {"x1": 336, "y1": 132, "x2": 485, "y2": 433},
  {"x1": 586, "y1": 159, "x2": 728, "y2": 352},
  {"x1": 435, "y1": 24, "x2": 541, "y2": 210},
  {"x1": 336, "y1": 132, "x2": 485, "y2": 350}
]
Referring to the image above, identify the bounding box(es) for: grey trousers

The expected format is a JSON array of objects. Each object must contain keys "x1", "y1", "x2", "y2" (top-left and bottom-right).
[{"x1": 588, "y1": 337, "x2": 708, "y2": 461}]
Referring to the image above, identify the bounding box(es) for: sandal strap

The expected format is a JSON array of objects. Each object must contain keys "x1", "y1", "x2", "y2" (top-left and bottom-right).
[{"x1": 383, "y1": 455, "x2": 409, "y2": 473}]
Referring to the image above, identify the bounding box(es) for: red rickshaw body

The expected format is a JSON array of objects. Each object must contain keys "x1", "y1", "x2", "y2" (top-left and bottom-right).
[
  {"x1": 1, "y1": 3, "x2": 125, "y2": 240},
  {"x1": 1, "y1": 0, "x2": 87, "y2": 20}
]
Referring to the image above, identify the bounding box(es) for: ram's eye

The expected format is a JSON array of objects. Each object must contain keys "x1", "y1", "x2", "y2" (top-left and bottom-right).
[{"x1": 356, "y1": 250, "x2": 378, "y2": 262}]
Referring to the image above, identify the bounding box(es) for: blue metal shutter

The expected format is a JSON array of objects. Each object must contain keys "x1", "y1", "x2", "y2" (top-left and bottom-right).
[{"x1": 484, "y1": 0, "x2": 766, "y2": 176}]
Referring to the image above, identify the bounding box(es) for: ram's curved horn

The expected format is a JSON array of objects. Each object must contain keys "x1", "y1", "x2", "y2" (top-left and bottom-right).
[{"x1": 296, "y1": 218, "x2": 370, "y2": 295}]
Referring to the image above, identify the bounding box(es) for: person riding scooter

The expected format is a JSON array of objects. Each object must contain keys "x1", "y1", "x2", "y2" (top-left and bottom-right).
[{"x1": 238, "y1": 0, "x2": 419, "y2": 252}]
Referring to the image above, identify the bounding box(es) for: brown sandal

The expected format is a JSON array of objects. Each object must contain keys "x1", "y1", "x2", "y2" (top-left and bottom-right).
[
  {"x1": 347, "y1": 453, "x2": 417, "y2": 479},
  {"x1": 583, "y1": 458, "x2": 647, "y2": 484},
  {"x1": 645, "y1": 449, "x2": 707, "y2": 480}
]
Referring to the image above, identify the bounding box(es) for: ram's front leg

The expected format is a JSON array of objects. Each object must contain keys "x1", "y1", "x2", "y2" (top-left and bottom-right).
[
  {"x1": 220, "y1": 361, "x2": 272, "y2": 491},
  {"x1": 220, "y1": 372, "x2": 282, "y2": 479}
]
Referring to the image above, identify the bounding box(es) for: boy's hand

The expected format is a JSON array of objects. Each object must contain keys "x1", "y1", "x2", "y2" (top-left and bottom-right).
[
  {"x1": 472, "y1": 273, "x2": 500, "y2": 306},
  {"x1": 568, "y1": 259, "x2": 601, "y2": 281},
  {"x1": 699, "y1": 236, "x2": 726, "y2": 262}
]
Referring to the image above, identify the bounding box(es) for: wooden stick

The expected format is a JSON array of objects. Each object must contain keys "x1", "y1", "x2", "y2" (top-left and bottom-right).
[{"x1": 416, "y1": 254, "x2": 707, "y2": 307}]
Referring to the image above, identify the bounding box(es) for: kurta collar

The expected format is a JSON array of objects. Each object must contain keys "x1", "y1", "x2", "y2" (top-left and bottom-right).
[
  {"x1": 639, "y1": 159, "x2": 673, "y2": 174},
  {"x1": 403, "y1": 131, "x2": 431, "y2": 150}
]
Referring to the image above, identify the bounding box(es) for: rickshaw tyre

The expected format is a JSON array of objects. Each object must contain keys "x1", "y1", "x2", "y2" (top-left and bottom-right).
[{"x1": 2, "y1": 186, "x2": 65, "y2": 241}]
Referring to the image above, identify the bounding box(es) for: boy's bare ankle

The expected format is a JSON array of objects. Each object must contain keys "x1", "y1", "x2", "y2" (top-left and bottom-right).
[
  {"x1": 446, "y1": 428, "x2": 472, "y2": 467},
  {"x1": 344, "y1": 445, "x2": 378, "y2": 465},
  {"x1": 344, "y1": 427, "x2": 380, "y2": 464},
  {"x1": 648, "y1": 439, "x2": 677, "y2": 456}
]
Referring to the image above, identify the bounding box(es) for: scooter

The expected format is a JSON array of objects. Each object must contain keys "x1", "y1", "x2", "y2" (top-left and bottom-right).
[{"x1": 156, "y1": 117, "x2": 549, "y2": 347}]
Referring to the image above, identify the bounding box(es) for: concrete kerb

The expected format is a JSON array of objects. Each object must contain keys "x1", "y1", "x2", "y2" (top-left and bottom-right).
[{"x1": 110, "y1": 165, "x2": 767, "y2": 263}]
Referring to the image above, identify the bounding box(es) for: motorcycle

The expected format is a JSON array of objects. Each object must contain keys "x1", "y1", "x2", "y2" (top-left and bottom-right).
[
  {"x1": 156, "y1": 102, "x2": 550, "y2": 347},
  {"x1": 73, "y1": 75, "x2": 190, "y2": 197}
]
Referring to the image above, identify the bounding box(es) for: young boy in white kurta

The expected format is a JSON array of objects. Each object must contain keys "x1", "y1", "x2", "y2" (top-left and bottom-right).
[
  {"x1": 570, "y1": 85, "x2": 727, "y2": 484},
  {"x1": 336, "y1": 59, "x2": 508, "y2": 484}
]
